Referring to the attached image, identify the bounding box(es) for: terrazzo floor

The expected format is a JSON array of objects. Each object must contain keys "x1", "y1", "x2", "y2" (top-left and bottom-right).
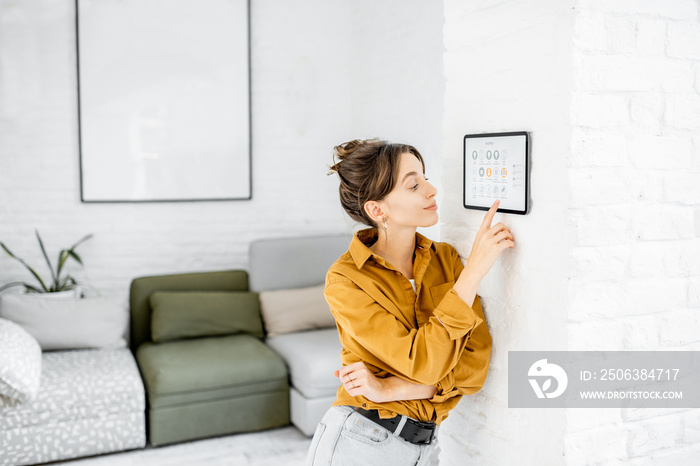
[
  {"x1": 47, "y1": 426, "x2": 440, "y2": 466},
  {"x1": 49, "y1": 426, "x2": 311, "y2": 466}
]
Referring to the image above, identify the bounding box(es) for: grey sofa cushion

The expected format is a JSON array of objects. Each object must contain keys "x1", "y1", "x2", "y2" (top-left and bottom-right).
[
  {"x1": 1, "y1": 295, "x2": 129, "y2": 351},
  {"x1": 266, "y1": 328, "x2": 342, "y2": 398},
  {"x1": 249, "y1": 234, "x2": 351, "y2": 292}
]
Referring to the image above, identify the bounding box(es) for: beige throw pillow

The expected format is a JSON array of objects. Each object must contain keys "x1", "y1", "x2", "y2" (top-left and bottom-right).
[{"x1": 259, "y1": 284, "x2": 335, "y2": 337}]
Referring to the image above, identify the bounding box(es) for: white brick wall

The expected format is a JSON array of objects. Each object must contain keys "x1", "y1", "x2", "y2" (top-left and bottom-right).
[
  {"x1": 0, "y1": 1, "x2": 443, "y2": 306},
  {"x1": 441, "y1": 0, "x2": 700, "y2": 464},
  {"x1": 440, "y1": 0, "x2": 575, "y2": 464}
]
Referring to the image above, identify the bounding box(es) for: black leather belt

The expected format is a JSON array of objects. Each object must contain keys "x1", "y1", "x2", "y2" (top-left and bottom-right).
[{"x1": 352, "y1": 407, "x2": 436, "y2": 445}]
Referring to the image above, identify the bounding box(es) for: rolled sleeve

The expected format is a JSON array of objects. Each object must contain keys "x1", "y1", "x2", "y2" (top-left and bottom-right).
[
  {"x1": 432, "y1": 288, "x2": 483, "y2": 340},
  {"x1": 429, "y1": 370, "x2": 457, "y2": 403}
]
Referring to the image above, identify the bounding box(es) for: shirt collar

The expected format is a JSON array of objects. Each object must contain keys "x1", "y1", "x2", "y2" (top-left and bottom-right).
[{"x1": 349, "y1": 228, "x2": 435, "y2": 270}]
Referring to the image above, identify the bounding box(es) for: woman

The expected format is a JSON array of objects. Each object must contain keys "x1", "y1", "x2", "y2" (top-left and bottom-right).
[{"x1": 307, "y1": 139, "x2": 514, "y2": 465}]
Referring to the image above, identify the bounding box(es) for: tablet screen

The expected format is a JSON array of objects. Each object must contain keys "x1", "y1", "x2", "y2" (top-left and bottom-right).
[{"x1": 463, "y1": 132, "x2": 529, "y2": 214}]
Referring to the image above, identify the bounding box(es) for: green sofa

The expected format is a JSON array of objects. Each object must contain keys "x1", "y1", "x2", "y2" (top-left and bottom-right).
[{"x1": 129, "y1": 270, "x2": 290, "y2": 446}]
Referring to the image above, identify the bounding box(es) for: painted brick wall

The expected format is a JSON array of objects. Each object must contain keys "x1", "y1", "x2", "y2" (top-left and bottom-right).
[
  {"x1": 439, "y1": 1, "x2": 574, "y2": 463},
  {"x1": 0, "y1": 1, "x2": 444, "y2": 309},
  {"x1": 565, "y1": 0, "x2": 700, "y2": 463},
  {"x1": 440, "y1": 0, "x2": 700, "y2": 465}
]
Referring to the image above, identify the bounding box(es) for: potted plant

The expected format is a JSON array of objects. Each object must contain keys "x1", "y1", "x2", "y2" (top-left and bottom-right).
[{"x1": 0, "y1": 230, "x2": 93, "y2": 296}]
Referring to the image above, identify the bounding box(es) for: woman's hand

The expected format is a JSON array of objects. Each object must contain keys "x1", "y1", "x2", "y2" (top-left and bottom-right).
[
  {"x1": 464, "y1": 199, "x2": 515, "y2": 279},
  {"x1": 336, "y1": 362, "x2": 387, "y2": 402},
  {"x1": 454, "y1": 200, "x2": 515, "y2": 306},
  {"x1": 336, "y1": 362, "x2": 437, "y2": 403}
]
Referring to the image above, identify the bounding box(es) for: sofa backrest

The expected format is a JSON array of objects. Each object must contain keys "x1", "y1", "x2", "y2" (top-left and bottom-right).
[
  {"x1": 249, "y1": 234, "x2": 352, "y2": 292},
  {"x1": 129, "y1": 270, "x2": 248, "y2": 352}
]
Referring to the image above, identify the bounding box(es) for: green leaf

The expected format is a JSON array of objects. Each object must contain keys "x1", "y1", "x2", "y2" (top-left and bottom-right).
[
  {"x1": 56, "y1": 234, "x2": 92, "y2": 287},
  {"x1": 57, "y1": 234, "x2": 91, "y2": 280},
  {"x1": 1, "y1": 232, "x2": 92, "y2": 294},
  {"x1": 0, "y1": 241, "x2": 49, "y2": 292},
  {"x1": 67, "y1": 250, "x2": 83, "y2": 266},
  {"x1": 1, "y1": 242, "x2": 18, "y2": 259},
  {"x1": 0, "y1": 281, "x2": 30, "y2": 293},
  {"x1": 56, "y1": 275, "x2": 78, "y2": 291},
  {"x1": 69, "y1": 234, "x2": 93, "y2": 251},
  {"x1": 56, "y1": 250, "x2": 69, "y2": 279},
  {"x1": 57, "y1": 275, "x2": 67, "y2": 290},
  {"x1": 23, "y1": 284, "x2": 45, "y2": 293},
  {"x1": 35, "y1": 230, "x2": 57, "y2": 286}
]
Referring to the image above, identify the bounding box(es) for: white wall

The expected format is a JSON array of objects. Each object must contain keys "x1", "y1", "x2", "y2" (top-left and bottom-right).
[
  {"x1": 440, "y1": 0, "x2": 700, "y2": 465},
  {"x1": 439, "y1": 1, "x2": 574, "y2": 464},
  {"x1": 566, "y1": 0, "x2": 700, "y2": 463},
  {"x1": 0, "y1": 1, "x2": 444, "y2": 306},
  {"x1": 349, "y1": 0, "x2": 445, "y2": 239}
]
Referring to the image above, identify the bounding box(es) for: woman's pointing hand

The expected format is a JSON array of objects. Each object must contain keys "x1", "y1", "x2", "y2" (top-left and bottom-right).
[
  {"x1": 464, "y1": 200, "x2": 515, "y2": 281},
  {"x1": 453, "y1": 200, "x2": 514, "y2": 306}
]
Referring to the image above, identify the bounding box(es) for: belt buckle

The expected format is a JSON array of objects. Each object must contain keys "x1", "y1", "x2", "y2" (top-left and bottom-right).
[
  {"x1": 424, "y1": 426, "x2": 435, "y2": 444},
  {"x1": 408, "y1": 418, "x2": 435, "y2": 445}
]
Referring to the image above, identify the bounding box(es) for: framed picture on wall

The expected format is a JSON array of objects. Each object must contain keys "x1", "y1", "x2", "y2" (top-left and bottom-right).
[{"x1": 76, "y1": 0, "x2": 251, "y2": 202}]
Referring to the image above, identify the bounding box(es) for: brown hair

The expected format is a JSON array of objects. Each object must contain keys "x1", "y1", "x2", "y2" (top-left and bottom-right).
[{"x1": 328, "y1": 138, "x2": 425, "y2": 228}]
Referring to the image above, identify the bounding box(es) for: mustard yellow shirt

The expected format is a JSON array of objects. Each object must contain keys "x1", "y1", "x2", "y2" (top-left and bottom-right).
[{"x1": 325, "y1": 228, "x2": 492, "y2": 424}]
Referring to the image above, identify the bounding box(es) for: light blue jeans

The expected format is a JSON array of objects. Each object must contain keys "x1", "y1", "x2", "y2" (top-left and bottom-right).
[{"x1": 306, "y1": 406, "x2": 437, "y2": 466}]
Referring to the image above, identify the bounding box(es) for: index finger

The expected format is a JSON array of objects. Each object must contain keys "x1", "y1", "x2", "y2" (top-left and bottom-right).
[{"x1": 479, "y1": 200, "x2": 500, "y2": 232}]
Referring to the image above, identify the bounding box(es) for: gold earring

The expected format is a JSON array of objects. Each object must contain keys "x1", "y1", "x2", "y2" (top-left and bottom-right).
[{"x1": 382, "y1": 218, "x2": 387, "y2": 232}]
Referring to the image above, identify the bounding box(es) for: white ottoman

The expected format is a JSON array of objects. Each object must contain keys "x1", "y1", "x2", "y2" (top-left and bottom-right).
[{"x1": 266, "y1": 328, "x2": 342, "y2": 436}]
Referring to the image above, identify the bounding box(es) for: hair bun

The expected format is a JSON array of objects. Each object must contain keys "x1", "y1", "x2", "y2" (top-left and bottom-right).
[
  {"x1": 333, "y1": 139, "x2": 363, "y2": 158},
  {"x1": 328, "y1": 139, "x2": 363, "y2": 175}
]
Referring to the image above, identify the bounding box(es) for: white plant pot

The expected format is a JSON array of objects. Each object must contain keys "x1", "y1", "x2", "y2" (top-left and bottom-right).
[{"x1": 20, "y1": 288, "x2": 80, "y2": 299}]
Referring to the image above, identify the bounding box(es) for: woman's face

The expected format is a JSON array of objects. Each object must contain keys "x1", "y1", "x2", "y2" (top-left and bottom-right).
[{"x1": 379, "y1": 152, "x2": 438, "y2": 229}]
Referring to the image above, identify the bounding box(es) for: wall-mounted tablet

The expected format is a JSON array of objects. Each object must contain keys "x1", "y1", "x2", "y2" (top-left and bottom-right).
[{"x1": 463, "y1": 131, "x2": 531, "y2": 215}]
